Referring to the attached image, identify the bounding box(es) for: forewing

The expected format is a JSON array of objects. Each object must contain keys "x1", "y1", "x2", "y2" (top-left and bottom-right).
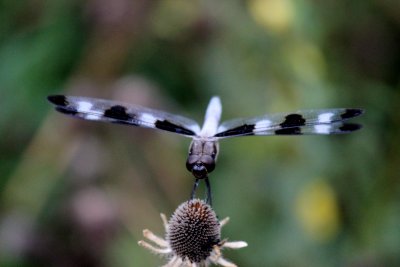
[
  {"x1": 47, "y1": 95, "x2": 201, "y2": 137},
  {"x1": 214, "y1": 108, "x2": 363, "y2": 138}
]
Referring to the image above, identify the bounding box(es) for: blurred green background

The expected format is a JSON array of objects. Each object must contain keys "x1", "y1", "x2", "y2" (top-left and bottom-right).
[{"x1": 1, "y1": 0, "x2": 399, "y2": 266}]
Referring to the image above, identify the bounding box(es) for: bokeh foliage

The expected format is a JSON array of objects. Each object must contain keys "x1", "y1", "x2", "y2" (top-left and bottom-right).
[{"x1": 1, "y1": 0, "x2": 399, "y2": 266}]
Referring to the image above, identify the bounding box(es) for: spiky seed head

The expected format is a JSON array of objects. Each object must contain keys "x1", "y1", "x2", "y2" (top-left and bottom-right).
[{"x1": 166, "y1": 199, "x2": 221, "y2": 263}]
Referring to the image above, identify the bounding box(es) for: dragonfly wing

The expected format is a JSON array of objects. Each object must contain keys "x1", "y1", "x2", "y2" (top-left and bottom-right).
[
  {"x1": 48, "y1": 95, "x2": 201, "y2": 137},
  {"x1": 215, "y1": 108, "x2": 363, "y2": 138}
]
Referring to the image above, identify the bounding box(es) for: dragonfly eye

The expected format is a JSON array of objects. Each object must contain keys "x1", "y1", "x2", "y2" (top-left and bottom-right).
[{"x1": 201, "y1": 156, "x2": 215, "y2": 173}]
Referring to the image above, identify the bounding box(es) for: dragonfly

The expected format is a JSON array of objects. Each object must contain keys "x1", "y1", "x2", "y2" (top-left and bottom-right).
[{"x1": 47, "y1": 95, "x2": 363, "y2": 205}]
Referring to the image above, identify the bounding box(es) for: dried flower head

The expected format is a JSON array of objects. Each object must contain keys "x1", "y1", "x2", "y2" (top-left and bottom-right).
[{"x1": 138, "y1": 199, "x2": 247, "y2": 267}]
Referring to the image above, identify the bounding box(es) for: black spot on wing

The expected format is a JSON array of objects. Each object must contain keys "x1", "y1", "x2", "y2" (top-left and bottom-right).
[
  {"x1": 339, "y1": 123, "x2": 362, "y2": 132},
  {"x1": 48, "y1": 95, "x2": 68, "y2": 106},
  {"x1": 214, "y1": 124, "x2": 255, "y2": 137},
  {"x1": 104, "y1": 105, "x2": 133, "y2": 121},
  {"x1": 275, "y1": 127, "x2": 302, "y2": 135},
  {"x1": 155, "y1": 120, "x2": 196, "y2": 135},
  {"x1": 340, "y1": 109, "x2": 363, "y2": 119},
  {"x1": 55, "y1": 106, "x2": 77, "y2": 115},
  {"x1": 280, "y1": 114, "x2": 306, "y2": 127}
]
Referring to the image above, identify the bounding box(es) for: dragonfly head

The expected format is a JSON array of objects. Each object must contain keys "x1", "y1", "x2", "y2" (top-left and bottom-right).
[
  {"x1": 186, "y1": 159, "x2": 215, "y2": 179},
  {"x1": 186, "y1": 140, "x2": 217, "y2": 179}
]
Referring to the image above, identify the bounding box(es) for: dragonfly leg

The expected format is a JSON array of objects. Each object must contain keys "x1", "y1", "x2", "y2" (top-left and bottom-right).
[
  {"x1": 205, "y1": 177, "x2": 212, "y2": 206},
  {"x1": 190, "y1": 178, "x2": 200, "y2": 200}
]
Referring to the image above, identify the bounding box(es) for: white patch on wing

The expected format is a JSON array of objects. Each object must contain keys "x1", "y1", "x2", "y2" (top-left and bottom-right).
[
  {"x1": 217, "y1": 125, "x2": 226, "y2": 133},
  {"x1": 255, "y1": 119, "x2": 271, "y2": 129},
  {"x1": 189, "y1": 124, "x2": 201, "y2": 134},
  {"x1": 140, "y1": 113, "x2": 158, "y2": 124},
  {"x1": 85, "y1": 114, "x2": 101, "y2": 120},
  {"x1": 318, "y1": 112, "x2": 334, "y2": 123},
  {"x1": 314, "y1": 124, "x2": 331, "y2": 134},
  {"x1": 77, "y1": 101, "x2": 93, "y2": 112},
  {"x1": 200, "y1": 96, "x2": 222, "y2": 137}
]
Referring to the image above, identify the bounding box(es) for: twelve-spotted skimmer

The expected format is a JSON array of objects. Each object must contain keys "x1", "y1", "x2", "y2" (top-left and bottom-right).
[{"x1": 48, "y1": 95, "x2": 363, "y2": 204}]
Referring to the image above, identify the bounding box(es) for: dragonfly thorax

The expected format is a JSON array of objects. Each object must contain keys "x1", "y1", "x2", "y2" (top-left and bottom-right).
[{"x1": 186, "y1": 140, "x2": 218, "y2": 179}]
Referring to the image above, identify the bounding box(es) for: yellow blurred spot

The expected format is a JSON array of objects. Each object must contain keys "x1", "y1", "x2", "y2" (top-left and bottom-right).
[
  {"x1": 283, "y1": 40, "x2": 327, "y2": 81},
  {"x1": 248, "y1": 0, "x2": 294, "y2": 33},
  {"x1": 295, "y1": 180, "x2": 340, "y2": 242}
]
